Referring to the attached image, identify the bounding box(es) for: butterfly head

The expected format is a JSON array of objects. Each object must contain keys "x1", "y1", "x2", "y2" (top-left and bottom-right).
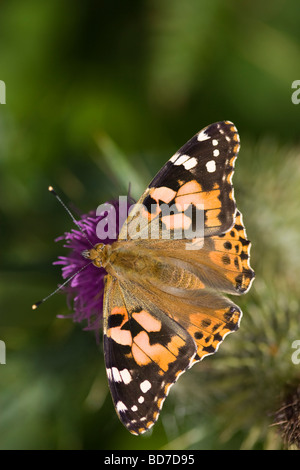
[{"x1": 82, "y1": 243, "x2": 107, "y2": 268}]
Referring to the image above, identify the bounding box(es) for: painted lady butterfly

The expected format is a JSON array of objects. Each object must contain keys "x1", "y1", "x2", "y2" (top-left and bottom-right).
[{"x1": 84, "y1": 121, "x2": 255, "y2": 435}]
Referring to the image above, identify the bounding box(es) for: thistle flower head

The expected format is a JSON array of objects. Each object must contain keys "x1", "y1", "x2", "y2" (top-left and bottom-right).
[
  {"x1": 274, "y1": 385, "x2": 300, "y2": 449},
  {"x1": 54, "y1": 197, "x2": 133, "y2": 331}
]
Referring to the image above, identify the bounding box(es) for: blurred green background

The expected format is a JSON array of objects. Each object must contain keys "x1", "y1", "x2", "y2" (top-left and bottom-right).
[{"x1": 1, "y1": 0, "x2": 300, "y2": 450}]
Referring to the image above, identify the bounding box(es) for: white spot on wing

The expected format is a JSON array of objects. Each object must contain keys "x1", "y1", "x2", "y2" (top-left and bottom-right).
[
  {"x1": 140, "y1": 380, "x2": 152, "y2": 393},
  {"x1": 183, "y1": 157, "x2": 197, "y2": 170},
  {"x1": 174, "y1": 154, "x2": 190, "y2": 166},
  {"x1": 212, "y1": 139, "x2": 218, "y2": 146},
  {"x1": 138, "y1": 396, "x2": 144, "y2": 404},
  {"x1": 116, "y1": 401, "x2": 127, "y2": 412},
  {"x1": 197, "y1": 129, "x2": 210, "y2": 141},
  {"x1": 170, "y1": 152, "x2": 180, "y2": 163},
  {"x1": 112, "y1": 367, "x2": 122, "y2": 382},
  {"x1": 213, "y1": 149, "x2": 220, "y2": 157},
  {"x1": 120, "y1": 369, "x2": 132, "y2": 384},
  {"x1": 206, "y1": 160, "x2": 216, "y2": 173},
  {"x1": 131, "y1": 405, "x2": 138, "y2": 412}
]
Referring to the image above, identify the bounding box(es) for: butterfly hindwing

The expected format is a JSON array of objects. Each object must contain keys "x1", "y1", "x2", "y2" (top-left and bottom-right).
[
  {"x1": 209, "y1": 210, "x2": 254, "y2": 294},
  {"x1": 118, "y1": 210, "x2": 254, "y2": 297}
]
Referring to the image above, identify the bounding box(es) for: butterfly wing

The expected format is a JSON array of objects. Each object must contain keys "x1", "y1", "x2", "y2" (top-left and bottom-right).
[
  {"x1": 118, "y1": 121, "x2": 240, "y2": 241},
  {"x1": 103, "y1": 274, "x2": 197, "y2": 435},
  {"x1": 130, "y1": 210, "x2": 254, "y2": 295}
]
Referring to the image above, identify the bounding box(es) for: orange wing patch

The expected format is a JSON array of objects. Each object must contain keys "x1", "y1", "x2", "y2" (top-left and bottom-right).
[
  {"x1": 177, "y1": 180, "x2": 202, "y2": 195},
  {"x1": 205, "y1": 208, "x2": 222, "y2": 228},
  {"x1": 140, "y1": 187, "x2": 176, "y2": 222},
  {"x1": 107, "y1": 305, "x2": 192, "y2": 372},
  {"x1": 211, "y1": 211, "x2": 254, "y2": 293},
  {"x1": 182, "y1": 305, "x2": 242, "y2": 362},
  {"x1": 133, "y1": 330, "x2": 176, "y2": 371},
  {"x1": 175, "y1": 182, "x2": 221, "y2": 212},
  {"x1": 151, "y1": 187, "x2": 176, "y2": 204},
  {"x1": 132, "y1": 310, "x2": 162, "y2": 332},
  {"x1": 161, "y1": 212, "x2": 192, "y2": 230},
  {"x1": 107, "y1": 307, "x2": 132, "y2": 346}
]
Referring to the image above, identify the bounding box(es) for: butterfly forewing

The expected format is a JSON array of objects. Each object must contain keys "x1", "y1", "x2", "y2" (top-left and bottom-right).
[
  {"x1": 103, "y1": 275, "x2": 197, "y2": 435},
  {"x1": 119, "y1": 121, "x2": 240, "y2": 242}
]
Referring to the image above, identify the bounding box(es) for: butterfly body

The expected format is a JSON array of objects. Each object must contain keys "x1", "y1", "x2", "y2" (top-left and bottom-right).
[{"x1": 84, "y1": 121, "x2": 254, "y2": 435}]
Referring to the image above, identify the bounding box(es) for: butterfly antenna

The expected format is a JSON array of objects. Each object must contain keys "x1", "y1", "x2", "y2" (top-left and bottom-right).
[
  {"x1": 32, "y1": 186, "x2": 95, "y2": 309},
  {"x1": 32, "y1": 260, "x2": 93, "y2": 310},
  {"x1": 48, "y1": 186, "x2": 94, "y2": 248}
]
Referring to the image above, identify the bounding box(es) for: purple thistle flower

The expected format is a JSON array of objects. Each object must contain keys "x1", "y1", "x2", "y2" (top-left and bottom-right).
[{"x1": 54, "y1": 197, "x2": 134, "y2": 332}]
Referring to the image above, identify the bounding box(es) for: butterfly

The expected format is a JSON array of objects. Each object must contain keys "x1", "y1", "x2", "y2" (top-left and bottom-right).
[{"x1": 83, "y1": 121, "x2": 255, "y2": 435}]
